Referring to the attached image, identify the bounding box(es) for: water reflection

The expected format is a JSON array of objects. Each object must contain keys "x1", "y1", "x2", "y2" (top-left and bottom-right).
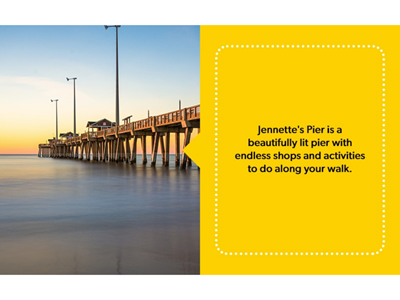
[{"x1": 0, "y1": 155, "x2": 199, "y2": 274}]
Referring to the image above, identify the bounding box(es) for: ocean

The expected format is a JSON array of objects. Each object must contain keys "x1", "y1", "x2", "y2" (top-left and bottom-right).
[{"x1": 0, "y1": 155, "x2": 199, "y2": 274}]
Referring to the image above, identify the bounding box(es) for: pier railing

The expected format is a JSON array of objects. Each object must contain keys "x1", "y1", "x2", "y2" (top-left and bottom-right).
[
  {"x1": 186, "y1": 105, "x2": 200, "y2": 120},
  {"x1": 118, "y1": 123, "x2": 133, "y2": 133},
  {"x1": 49, "y1": 139, "x2": 65, "y2": 146},
  {"x1": 154, "y1": 105, "x2": 200, "y2": 126},
  {"x1": 132, "y1": 118, "x2": 153, "y2": 131},
  {"x1": 106, "y1": 127, "x2": 116, "y2": 136}
]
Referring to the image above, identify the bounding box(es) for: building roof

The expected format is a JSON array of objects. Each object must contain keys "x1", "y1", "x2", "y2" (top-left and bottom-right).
[
  {"x1": 122, "y1": 115, "x2": 132, "y2": 121},
  {"x1": 86, "y1": 118, "x2": 116, "y2": 128},
  {"x1": 59, "y1": 132, "x2": 78, "y2": 137}
]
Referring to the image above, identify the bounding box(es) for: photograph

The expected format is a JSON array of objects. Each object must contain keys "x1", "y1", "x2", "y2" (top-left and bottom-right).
[{"x1": 0, "y1": 25, "x2": 200, "y2": 274}]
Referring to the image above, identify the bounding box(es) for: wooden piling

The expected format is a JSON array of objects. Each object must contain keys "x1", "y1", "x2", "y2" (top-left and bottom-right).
[
  {"x1": 125, "y1": 138, "x2": 130, "y2": 163},
  {"x1": 114, "y1": 139, "x2": 118, "y2": 162},
  {"x1": 86, "y1": 142, "x2": 91, "y2": 161},
  {"x1": 120, "y1": 138, "x2": 125, "y2": 162},
  {"x1": 130, "y1": 136, "x2": 137, "y2": 164},
  {"x1": 165, "y1": 132, "x2": 170, "y2": 166},
  {"x1": 104, "y1": 141, "x2": 109, "y2": 162},
  {"x1": 92, "y1": 142, "x2": 97, "y2": 161},
  {"x1": 160, "y1": 134, "x2": 166, "y2": 166},
  {"x1": 101, "y1": 141, "x2": 105, "y2": 162},
  {"x1": 151, "y1": 133, "x2": 160, "y2": 167},
  {"x1": 175, "y1": 132, "x2": 180, "y2": 166},
  {"x1": 142, "y1": 136, "x2": 147, "y2": 164},
  {"x1": 180, "y1": 128, "x2": 192, "y2": 169},
  {"x1": 110, "y1": 140, "x2": 115, "y2": 161},
  {"x1": 80, "y1": 143, "x2": 84, "y2": 160},
  {"x1": 115, "y1": 139, "x2": 120, "y2": 163},
  {"x1": 115, "y1": 139, "x2": 119, "y2": 162}
]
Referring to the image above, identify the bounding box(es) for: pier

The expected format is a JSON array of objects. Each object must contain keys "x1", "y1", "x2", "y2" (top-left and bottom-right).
[{"x1": 38, "y1": 105, "x2": 200, "y2": 169}]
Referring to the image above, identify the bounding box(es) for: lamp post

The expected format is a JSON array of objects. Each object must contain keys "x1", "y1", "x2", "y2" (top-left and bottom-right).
[
  {"x1": 51, "y1": 99, "x2": 59, "y2": 141},
  {"x1": 104, "y1": 25, "x2": 121, "y2": 127},
  {"x1": 66, "y1": 77, "x2": 77, "y2": 137}
]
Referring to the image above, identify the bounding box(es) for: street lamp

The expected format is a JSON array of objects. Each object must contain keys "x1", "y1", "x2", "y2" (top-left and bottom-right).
[
  {"x1": 66, "y1": 77, "x2": 77, "y2": 137},
  {"x1": 104, "y1": 25, "x2": 121, "y2": 127},
  {"x1": 50, "y1": 99, "x2": 59, "y2": 141}
]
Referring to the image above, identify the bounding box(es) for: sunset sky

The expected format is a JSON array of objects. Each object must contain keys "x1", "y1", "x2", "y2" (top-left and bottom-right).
[{"x1": 0, "y1": 25, "x2": 199, "y2": 154}]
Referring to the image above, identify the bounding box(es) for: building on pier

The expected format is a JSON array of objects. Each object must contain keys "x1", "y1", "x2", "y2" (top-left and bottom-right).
[
  {"x1": 60, "y1": 132, "x2": 78, "y2": 139},
  {"x1": 86, "y1": 119, "x2": 116, "y2": 131}
]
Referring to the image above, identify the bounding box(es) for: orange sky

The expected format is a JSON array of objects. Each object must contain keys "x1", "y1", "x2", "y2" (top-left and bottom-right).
[{"x1": 1, "y1": 128, "x2": 198, "y2": 155}]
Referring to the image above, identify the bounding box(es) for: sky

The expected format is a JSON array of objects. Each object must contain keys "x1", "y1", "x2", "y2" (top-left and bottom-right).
[{"x1": 0, "y1": 25, "x2": 199, "y2": 154}]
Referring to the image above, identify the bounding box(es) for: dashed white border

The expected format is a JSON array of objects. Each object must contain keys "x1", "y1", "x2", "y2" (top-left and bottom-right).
[{"x1": 214, "y1": 44, "x2": 386, "y2": 256}]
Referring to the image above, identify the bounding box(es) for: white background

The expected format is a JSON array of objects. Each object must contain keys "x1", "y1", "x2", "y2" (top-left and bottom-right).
[{"x1": 1, "y1": 1, "x2": 400, "y2": 299}]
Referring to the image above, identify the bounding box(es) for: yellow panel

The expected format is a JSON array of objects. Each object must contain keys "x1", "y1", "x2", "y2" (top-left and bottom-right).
[{"x1": 188, "y1": 25, "x2": 399, "y2": 274}]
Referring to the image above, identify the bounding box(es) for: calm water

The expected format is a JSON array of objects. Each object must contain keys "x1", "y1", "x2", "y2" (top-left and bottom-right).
[{"x1": 0, "y1": 155, "x2": 199, "y2": 274}]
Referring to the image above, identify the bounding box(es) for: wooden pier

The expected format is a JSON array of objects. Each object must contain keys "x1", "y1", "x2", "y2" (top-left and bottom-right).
[
  {"x1": 38, "y1": 144, "x2": 51, "y2": 157},
  {"x1": 38, "y1": 105, "x2": 200, "y2": 169}
]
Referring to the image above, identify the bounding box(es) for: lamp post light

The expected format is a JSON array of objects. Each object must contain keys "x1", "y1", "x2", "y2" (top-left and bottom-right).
[
  {"x1": 50, "y1": 99, "x2": 59, "y2": 141},
  {"x1": 66, "y1": 77, "x2": 77, "y2": 137},
  {"x1": 104, "y1": 25, "x2": 121, "y2": 127}
]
